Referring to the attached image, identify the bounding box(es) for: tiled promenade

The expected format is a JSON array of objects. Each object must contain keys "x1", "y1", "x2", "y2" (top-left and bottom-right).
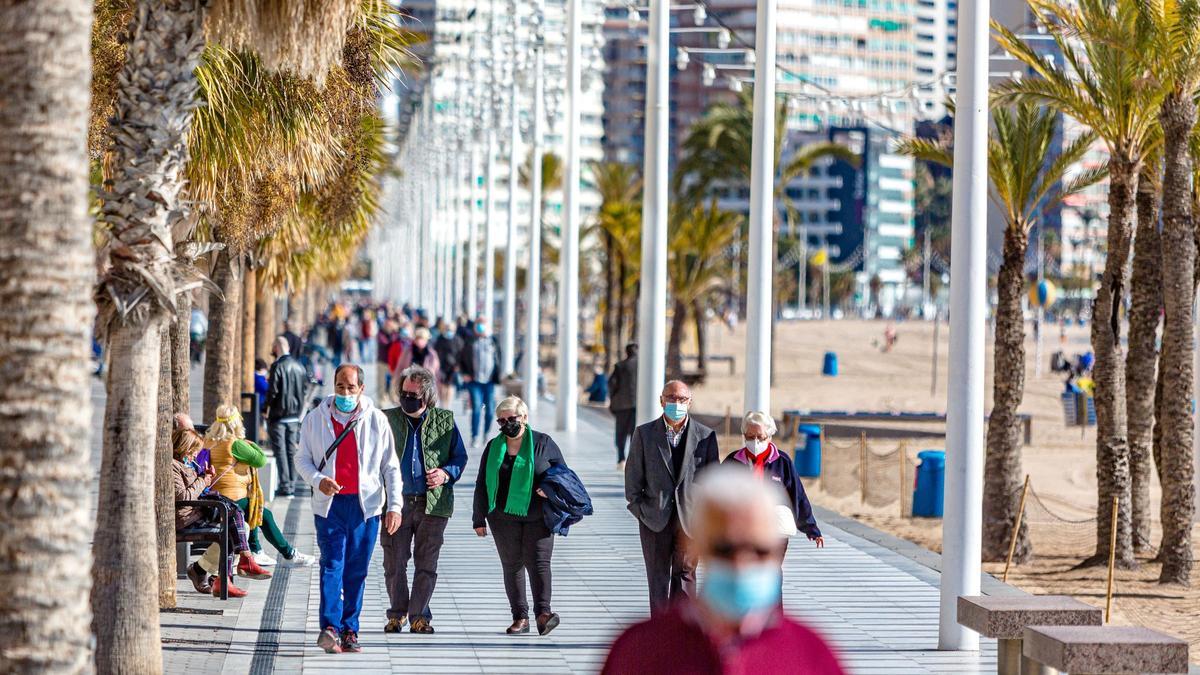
[{"x1": 91, "y1": 373, "x2": 1003, "y2": 673}]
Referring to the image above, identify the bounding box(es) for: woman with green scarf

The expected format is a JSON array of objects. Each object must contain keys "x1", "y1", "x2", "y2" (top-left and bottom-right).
[{"x1": 472, "y1": 395, "x2": 565, "y2": 636}]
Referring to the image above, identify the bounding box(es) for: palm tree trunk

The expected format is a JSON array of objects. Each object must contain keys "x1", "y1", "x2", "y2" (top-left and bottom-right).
[
  {"x1": 256, "y1": 281, "x2": 276, "y2": 365},
  {"x1": 693, "y1": 298, "x2": 709, "y2": 378},
  {"x1": 603, "y1": 232, "x2": 616, "y2": 369},
  {"x1": 982, "y1": 227, "x2": 1031, "y2": 562},
  {"x1": 1089, "y1": 159, "x2": 1137, "y2": 569},
  {"x1": 0, "y1": 3, "x2": 95, "y2": 669},
  {"x1": 666, "y1": 297, "x2": 687, "y2": 378},
  {"x1": 204, "y1": 250, "x2": 243, "y2": 421},
  {"x1": 93, "y1": 1, "x2": 208, "y2": 670},
  {"x1": 230, "y1": 256, "x2": 244, "y2": 406},
  {"x1": 156, "y1": 326, "x2": 176, "y2": 608},
  {"x1": 170, "y1": 291, "x2": 192, "y2": 414},
  {"x1": 242, "y1": 265, "x2": 257, "y2": 395},
  {"x1": 1155, "y1": 97, "x2": 1196, "y2": 585},
  {"x1": 1126, "y1": 165, "x2": 1162, "y2": 553},
  {"x1": 615, "y1": 254, "x2": 627, "y2": 348}
]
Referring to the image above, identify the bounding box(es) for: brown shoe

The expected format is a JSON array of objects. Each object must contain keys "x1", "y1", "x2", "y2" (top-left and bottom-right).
[
  {"x1": 506, "y1": 618, "x2": 530, "y2": 634},
  {"x1": 383, "y1": 617, "x2": 406, "y2": 633},
  {"x1": 186, "y1": 563, "x2": 212, "y2": 594},
  {"x1": 536, "y1": 612, "x2": 560, "y2": 636},
  {"x1": 409, "y1": 617, "x2": 434, "y2": 634}
]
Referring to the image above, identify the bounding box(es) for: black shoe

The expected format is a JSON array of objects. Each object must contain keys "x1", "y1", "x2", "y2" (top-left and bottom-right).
[
  {"x1": 186, "y1": 562, "x2": 212, "y2": 594},
  {"x1": 340, "y1": 630, "x2": 361, "y2": 652},
  {"x1": 409, "y1": 617, "x2": 434, "y2": 634},
  {"x1": 506, "y1": 618, "x2": 530, "y2": 634},
  {"x1": 536, "y1": 612, "x2": 560, "y2": 636}
]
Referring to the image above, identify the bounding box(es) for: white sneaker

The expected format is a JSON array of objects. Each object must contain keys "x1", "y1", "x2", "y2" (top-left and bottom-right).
[
  {"x1": 253, "y1": 551, "x2": 277, "y2": 566},
  {"x1": 286, "y1": 551, "x2": 317, "y2": 566}
]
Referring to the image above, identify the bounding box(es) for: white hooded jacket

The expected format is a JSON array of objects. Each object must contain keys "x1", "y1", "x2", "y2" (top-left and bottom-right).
[{"x1": 296, "y1": 394, "x2": 403, "y2": 519}]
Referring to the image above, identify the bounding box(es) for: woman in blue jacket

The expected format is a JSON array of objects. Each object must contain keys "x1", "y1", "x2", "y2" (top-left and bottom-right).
[{"x1": 723, "y1": 411, "x2": 825, "y2": 554}]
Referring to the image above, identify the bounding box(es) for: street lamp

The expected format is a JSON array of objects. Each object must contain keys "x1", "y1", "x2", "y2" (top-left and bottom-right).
[
  {"x1": 524, "y1": 3, "x2": 545, "y2": 413},
  {"x1": 556, "y1": 0, "x2": 582, "y2": 432}
]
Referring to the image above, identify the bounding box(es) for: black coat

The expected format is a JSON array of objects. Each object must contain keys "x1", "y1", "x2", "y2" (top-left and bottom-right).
[
  {"x1": 608, "y1": 356, "x2": 637, "y2": 412},
  {"x1": 461, "y1": 334, "x2": 502, "y2": 384},
  {"x1": 540, "y1": 464, "x2": 593, "y2": 536},
  {"x1": 265, "y1": 354, "x2": 308, "y2": 420},
  {"x1": 624, "y1": 418, "x2": 720, "y2": 533},
  {"x1": 472, "y1": 430, "x2": 565, "y2": 527},
  {"x1": 722, "y1": 446, "x2": 822, "y2": 539}
]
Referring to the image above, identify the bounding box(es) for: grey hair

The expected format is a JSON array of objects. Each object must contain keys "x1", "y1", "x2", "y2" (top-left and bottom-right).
[
  {"x1": 741, "y1": 410, "x2": 777, "y2": 437},
  {"x1": 334, "y1": 363, "x2": 365, "y2": 387},
  {"x1": 397, "y1": 365, "x2": 438, "y2": 408},
  {"x1": 496, "y1": 395, "x2": 529, "y2": 419},
  {"x1": 688, "y1": 464, "x2": 788, "y2": 543},
  {"x1": 273, "y1": 335, "x2": 290, "y2": 355}
]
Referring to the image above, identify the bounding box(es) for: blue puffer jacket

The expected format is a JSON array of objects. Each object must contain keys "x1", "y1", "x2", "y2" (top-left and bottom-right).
[{"x1": 539, "y1": 464, "x2": 593, "y2": 536}]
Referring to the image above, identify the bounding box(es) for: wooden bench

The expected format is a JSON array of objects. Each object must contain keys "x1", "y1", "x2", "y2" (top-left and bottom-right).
[
  {"x1": 679, "y1": 353, "x2": 736, "y2": 375},
  {"x1": 957, "y1": 595, "x2": 1102, "y2": 675},
  {"x1": 1022, "y1": 625, "x2": 1189, "y2": 674},
  {"x1": 781, "y1": 409, "x2": 1034, "y2": 446}
]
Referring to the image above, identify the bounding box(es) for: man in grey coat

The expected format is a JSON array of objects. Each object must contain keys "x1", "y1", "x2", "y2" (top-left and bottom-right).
[
  {"x1": 608, "y1": 343, "x2": 638, "y2": 468},
  {"x1": 624, "y1": 380, "x2": 720, "y2": 616}
]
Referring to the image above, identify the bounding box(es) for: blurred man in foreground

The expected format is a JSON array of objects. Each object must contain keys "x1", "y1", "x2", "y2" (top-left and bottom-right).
[{"x1": 602, "y1": 466, "x2": 845, "y2": 675}]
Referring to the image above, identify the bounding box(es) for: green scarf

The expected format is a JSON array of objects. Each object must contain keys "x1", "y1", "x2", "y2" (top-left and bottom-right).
[{"x1": 486, "y1": 427, "x2": 535, "y2": 517}]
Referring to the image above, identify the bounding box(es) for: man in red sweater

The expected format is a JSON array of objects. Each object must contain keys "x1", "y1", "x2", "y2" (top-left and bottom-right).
[{"x1": 602, "y1": 466, "x2": 846, "y2": 675}]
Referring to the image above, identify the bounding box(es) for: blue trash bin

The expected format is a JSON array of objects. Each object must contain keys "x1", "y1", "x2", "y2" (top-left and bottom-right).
[
  {"x1": 912, "y1": 450, "x2": 946, "y2": 518},
  {"x1": 822, "y1": 351, "x2": 839, "y2": 376},
  {"x1": 793, "y1": 424, "x2": 823, "y2": 477}
]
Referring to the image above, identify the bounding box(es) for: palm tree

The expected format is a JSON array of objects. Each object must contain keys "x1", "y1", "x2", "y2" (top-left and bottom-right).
[
  {"x1": 898, "y1": 101, "x2": 1106, "y2": 564},
  {"x1": 994, "y1": 0, "x2": 1162, "y2": 568},
  {"x1": 1130, "y1": 0, "x2": 1200, "y2": 585},
  {"x1": 0, "y1": 3, "x2": 95, "y2": 671},
  {"x1": 666, "y1": 201, "x2": 743, "y2": 377},
  {"x1": 91, "y1": 1, "x2": 372, "y2": 670},
  {"x1": 590, "y1": 162, "x2": 642, "y2": 365}
]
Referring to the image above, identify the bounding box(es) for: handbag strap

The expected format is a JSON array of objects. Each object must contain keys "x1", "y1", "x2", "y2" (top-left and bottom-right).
[{"x1": 317, "y1": 417, "x2": 359, "y2": 473}]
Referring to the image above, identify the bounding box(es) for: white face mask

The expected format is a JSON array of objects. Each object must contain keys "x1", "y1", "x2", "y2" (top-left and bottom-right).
[{"x1": 748, "y1": 439, "x2": 770, "y2": 456}]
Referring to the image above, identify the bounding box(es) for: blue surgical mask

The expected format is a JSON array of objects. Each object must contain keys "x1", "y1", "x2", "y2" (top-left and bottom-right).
[
  {"x1": 334, "y1": 394, "x2": 358, "y2": 413},
  {"x1": 663, "y1": 402, "x2": 688, "y2": 422},
  {"x1": 700, "y1": 559, "x2": 781, "y2": 621}
]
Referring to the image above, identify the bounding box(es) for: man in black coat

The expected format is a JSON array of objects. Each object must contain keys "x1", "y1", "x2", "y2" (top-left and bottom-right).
[
  {"x1": 266, "y1": 336, "x2": 309, "y2": 497},
  {"x1": 608, "y1": 344, "x2": 638, "y2": 468},
  {"x1": 624, "y1": 380, "x2": 719, "y2": 616}
]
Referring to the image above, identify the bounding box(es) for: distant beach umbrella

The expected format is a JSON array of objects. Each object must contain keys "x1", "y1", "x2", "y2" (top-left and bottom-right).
[{"x1": 1029, "y1": 279, "x2": 1056, "y2": 308}]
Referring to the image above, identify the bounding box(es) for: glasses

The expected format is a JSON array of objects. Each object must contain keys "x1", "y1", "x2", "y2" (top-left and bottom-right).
[
  {"x1": 496, "y1": 415, "x2": 521, "y2": 426},
  {"x1": 743, "y1": 434, "x2": 769, "y2": 442},
  {"x1": 663, "y1": 396, "x2": 691, "y2": 404},
  {"x1": 710, "y1": 540, "x2": 780, "y2": 562}
]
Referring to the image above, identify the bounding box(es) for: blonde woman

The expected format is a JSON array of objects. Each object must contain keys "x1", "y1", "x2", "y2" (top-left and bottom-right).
[
  {"x1": 472, "y1": 396, "x2": 565, "y2": 635},
  {"x1": 206, "y1": 405, "x2": 315, "y2": 567}
]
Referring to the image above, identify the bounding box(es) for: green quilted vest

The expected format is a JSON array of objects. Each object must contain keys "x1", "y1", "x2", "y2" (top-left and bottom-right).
[{"x1": 385, "y1": 407, "x2": 457, "y2": 517}]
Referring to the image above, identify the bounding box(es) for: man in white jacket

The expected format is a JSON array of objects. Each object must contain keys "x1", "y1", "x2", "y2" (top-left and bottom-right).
[{"x1": 297, "y1": 364, "x2": 403, "y2": 654}]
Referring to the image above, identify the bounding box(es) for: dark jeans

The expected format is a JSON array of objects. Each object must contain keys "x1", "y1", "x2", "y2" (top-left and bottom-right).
[
  {"x1": 382, "y1": 495, "x2": 447, "y2": 622},
  {"x1": 613, "y1": 408, "x2": 636, "y2": 463},
  {"x1": 235, "y1": 497, "x2": 295, "y2": 559},
  {"x1": 488, "y1": 514, "x2": 555, "y2": 620},
  {"x1": 268, "y1": 419, "x2": 300, "y2": 494},
  {"x1": 638, "y1": 513, "x2": 696, "y2": 617},
  {"x1": 465, "y1": 381, "x2": 495, "y2": 441}
]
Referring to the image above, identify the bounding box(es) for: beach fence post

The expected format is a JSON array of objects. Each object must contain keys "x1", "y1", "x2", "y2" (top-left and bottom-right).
[
  {"x1": 724, "y1": 406, "x2": 731, "y2": 436},
  {"x1": 1002, "y1": 475, "x2": 1031, "y2": 582},
  {"x1": 899, "y1": 440, "x2": 908, "y2": 518},
  {"x1": 859, "y1": 431, "x2": 868, "y2": 503},
  {"x1": 1105, "y1": 495, "x2": 1118, "y2": 623},
  {"x1": 820, "y1": 425, "x2": 826, "y2": 476}
]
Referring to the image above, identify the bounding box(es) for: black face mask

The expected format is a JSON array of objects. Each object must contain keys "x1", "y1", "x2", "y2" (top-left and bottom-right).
[
  {"x1": 500, "y1": 419, "x2": 523, "y2": 439},
  {"x1": 400, "y1": 395, "x2": 423, "y2": 415}
]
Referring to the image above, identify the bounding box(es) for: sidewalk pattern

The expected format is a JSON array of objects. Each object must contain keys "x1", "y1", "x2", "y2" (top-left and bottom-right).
[{"x1": 152, "y1": 387, "x2": 999, "y2": 674}]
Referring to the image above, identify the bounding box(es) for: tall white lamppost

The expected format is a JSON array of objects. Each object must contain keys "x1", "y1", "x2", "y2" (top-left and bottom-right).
[
  {"x1": 556, "y1": 0, "x2": 582, "y2": 432},
  {"x1": 467, "y1": 31, "x2": 484, "y2": 318},
  {"x1": 939, "y1": 0, "x2": 988, "y2": 652},
  {"x1": 524, "y1": 6, "x2": 545, "y2": 412},
  {"x1": 502, "y1": 4, "x2": 521, "y2": 376},
  {"x1": 743, "y1": 0, "x2": 777, "y2": 414},
  {"x1": 482, "y1": 0, "x2": 501, "y2": 328},
  {"x1": 636, "y1": 0, "x2": 670, "y2": 424}
]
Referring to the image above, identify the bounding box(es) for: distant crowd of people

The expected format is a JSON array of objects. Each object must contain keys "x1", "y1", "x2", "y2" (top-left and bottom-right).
[{"x1": 170, "y1": 298, "x2": 846, "y2": 673}]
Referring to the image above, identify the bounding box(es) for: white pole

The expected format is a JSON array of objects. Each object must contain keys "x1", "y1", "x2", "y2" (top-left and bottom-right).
[
  {"x1": 938, "y1": 0, "x2": 988, "y2": 651},
  {"x1": 483, "y1": 0, "x2": 500, "y2": 329},
  {"x1": 468, "y1": 145, "x2": 481, "y2": 318},
  {"x1": 556, "y1": 0, "x2": 582, "y2": 432},
  {"x1": 502, "y1": 21, "x2": 521, "y2": 376},
  {"x1": 524, "y1": 21, "x2": 545, "y2": 414},
  {"x1": 453, "y1": 151, "x2": 465, "y2": 317},
  {"x1": 636, "y1": 0, "x2": 669, "y2": 424},
  {"x1": 744, "y1": 0, "x2": 777, "y2": 414}
]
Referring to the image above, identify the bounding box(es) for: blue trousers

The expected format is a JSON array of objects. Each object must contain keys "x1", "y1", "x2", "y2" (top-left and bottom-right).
[
  {"x1": 314, "y1": 494, "x2": 379, "y2": 633},
  {"x1": 465, "y1": 381, "x2": 495, "y2": 441}
]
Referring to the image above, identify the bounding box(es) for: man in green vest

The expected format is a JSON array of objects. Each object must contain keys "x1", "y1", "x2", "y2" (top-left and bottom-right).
[{"x1": 381, "y1": 365, "x2": 468, "y2": 634}]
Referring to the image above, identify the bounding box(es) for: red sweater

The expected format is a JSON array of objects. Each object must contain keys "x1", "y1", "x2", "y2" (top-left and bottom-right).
[
  {"x1": 601, "y1": 602, "x2": 846, "y2": 675},
  {"x1": 331, "y1": 418, "x2": 359, "y2": 495}
]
